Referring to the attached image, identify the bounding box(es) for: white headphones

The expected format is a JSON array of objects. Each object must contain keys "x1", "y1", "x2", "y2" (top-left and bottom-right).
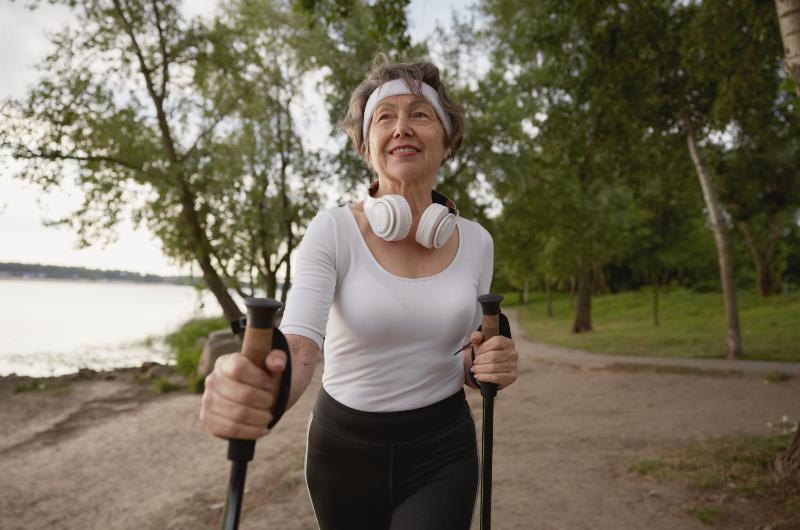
[{"x1": 364, "y1": 181, "x2": 459, "y2": 249}]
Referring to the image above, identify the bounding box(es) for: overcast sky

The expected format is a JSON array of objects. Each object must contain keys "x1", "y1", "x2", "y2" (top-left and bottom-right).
[{"x1": 0, "y1": 0, "x2": 476, "y2": 275}]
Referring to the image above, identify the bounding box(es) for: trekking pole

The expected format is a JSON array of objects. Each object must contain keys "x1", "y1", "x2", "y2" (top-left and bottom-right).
[
  {"x1": 477, "y1": 293, "x2": 503, "y2": 530},
  {"x1": 221, "y1": 297, "x2": 290, "y2": 530}
]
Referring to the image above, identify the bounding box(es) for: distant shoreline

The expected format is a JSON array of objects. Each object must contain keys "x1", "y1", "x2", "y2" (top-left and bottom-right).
[
  {"x1": 0, "y1": 275, "x2": 195, "y2": 287},
  {"x1": 0, "y1": 262, "x2": 199, "y2": 286}
]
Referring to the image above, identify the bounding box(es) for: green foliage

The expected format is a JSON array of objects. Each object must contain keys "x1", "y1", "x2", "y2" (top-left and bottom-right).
[
  {"x1": 514, "y1": 289, "x2": 800, "y2": 361},
  {"x1": 480, "y1": 0, "x2": 708, "y2": 325},
  {"x1": 293, "y1": 0, "x2": 426, "y2": 191},
  {"x1": 479, "y1": 0, "x2": 800, "y2": 335},
  {"x1": 0, "y1": 0, "x2": 328, "y2": 318},
  {"x1": 4, "y1": 0, "x2": 798, "y2": 343},
  {"x1": 165, "y1": 316, "x2": 228, "y2": 376},
  {"x1": 154, "y1": 376, "x2": 182, "y2": 394}
]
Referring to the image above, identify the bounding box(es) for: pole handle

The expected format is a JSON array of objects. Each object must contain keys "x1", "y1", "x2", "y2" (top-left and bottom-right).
[
  {"x1": 241, "y1": 327, "x2": 274, "y2": 371},
  {"x1": 477, "y1": 293, "x2": 503, "y2": 398},
  {"x1": 240, "y1": 297, "x2": 282, "y2": 371}
]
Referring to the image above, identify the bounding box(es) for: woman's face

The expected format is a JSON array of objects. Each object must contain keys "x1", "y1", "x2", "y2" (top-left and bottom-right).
[{"x1": 366, "y1": 94, "x2": 447, "y2": 185}]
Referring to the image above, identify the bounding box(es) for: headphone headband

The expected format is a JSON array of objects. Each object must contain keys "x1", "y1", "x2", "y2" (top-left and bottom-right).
[{"x1": 367, "y1": 181, "x2": 458, "y2": 216}]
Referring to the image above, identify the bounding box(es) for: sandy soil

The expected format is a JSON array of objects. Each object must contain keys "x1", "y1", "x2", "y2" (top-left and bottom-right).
[{"x1": 1, "y1": 313, "x2": 798, "y2": 530}]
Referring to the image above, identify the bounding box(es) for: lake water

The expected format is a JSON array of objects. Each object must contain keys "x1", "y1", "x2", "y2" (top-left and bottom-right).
[{"x1": 0, "y1": 278, "x2": 224, "y2": 377}]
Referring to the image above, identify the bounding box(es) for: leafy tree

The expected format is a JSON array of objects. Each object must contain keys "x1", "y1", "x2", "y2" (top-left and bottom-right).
[
  {"x1": 479, "y1": 0, "x2": 673, "y2": 333},
  {"x1": 480, "y1": 0, "x2": 798, "y2": 357},
  {"x1": 293, "y1": 0, "x2": 426, "y2": 193},
  {"x1": 0, "y1": 0, "x2": 324, "y2": 318},
  {"x1": 196, "y1": 0, "x2": 327, "y2": 303},
  {"x1": 716, "y1": 119, "x2": 800, "y2": 297},
  {"x1": 614, "y1": 132, "x2": 708, "y2": 326},
  {"x1": 425, "y1": 15, "x2": 520, "y2": 223},
  {"x1": 675, "y1": 0, "x2": 792, "y2": 355}
]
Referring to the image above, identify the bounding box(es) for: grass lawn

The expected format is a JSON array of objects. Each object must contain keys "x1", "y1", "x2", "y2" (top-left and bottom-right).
[
  {"x1": 631, "y1": 432, "x2": 800, "y2": 527},
  {"x1": 507, "y1": 289, "x2": 800, "y2": 362}
]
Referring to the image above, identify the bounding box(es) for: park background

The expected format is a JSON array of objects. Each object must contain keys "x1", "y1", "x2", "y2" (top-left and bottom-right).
[{"x1": 0, "y1": 0, "x2": 799, "y2": 528}]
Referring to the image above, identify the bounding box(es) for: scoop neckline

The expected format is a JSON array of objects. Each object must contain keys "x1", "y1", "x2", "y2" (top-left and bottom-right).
[{"x1": 344, "y1": 205, "x2": 462, "y2": 282}]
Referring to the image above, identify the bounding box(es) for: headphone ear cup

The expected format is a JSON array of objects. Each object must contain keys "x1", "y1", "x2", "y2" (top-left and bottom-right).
[
  {"x1": 416, "y1": 203, "x2": 455, "y2": 249},
  {"x1": 383, "y1": 195, "x2": 412, "y2": 241},
  {"x1": 365, "y1": 197, "x2": 396, "y2": 239},
  {"x1": 432, "y1": 213, "x2": 456, "y2": 249}
]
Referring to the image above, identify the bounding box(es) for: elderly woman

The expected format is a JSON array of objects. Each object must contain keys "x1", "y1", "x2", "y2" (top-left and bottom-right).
[{"x1": 200, "y1": 56, "x2": 519, "y2": 530}]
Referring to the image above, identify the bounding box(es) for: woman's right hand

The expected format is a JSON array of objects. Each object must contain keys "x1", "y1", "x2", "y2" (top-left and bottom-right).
[{"x1": 199, "y1": 348, "x2": 288, "y2": 440}]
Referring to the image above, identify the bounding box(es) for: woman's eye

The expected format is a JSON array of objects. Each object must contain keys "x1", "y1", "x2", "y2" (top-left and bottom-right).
[
  {"x1": 377, "y1": 114, "x2": 391, "y2": 122},
  {"x1": 413, "y1": 112, "x2": 430, "y2": 118}
]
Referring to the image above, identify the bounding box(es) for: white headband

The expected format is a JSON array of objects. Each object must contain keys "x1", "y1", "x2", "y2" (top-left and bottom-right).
[{"x1": 362, "y1": 79, "x2": 453, "y2": 141}]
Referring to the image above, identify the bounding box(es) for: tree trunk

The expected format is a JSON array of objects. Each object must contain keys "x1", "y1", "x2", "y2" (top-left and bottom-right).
[
  {"x1": 652, "y1": 271, "x2": 660, "y2": 327},
  {"x1": 572, "y1": 268, "x2": 593, "y2": 333},
  {"x1": 569, "y1": 276, "x2": 576, "y2": 309},
  {"x1": 684, "y1": 117, "x2": 743, "y2": 359},
  {"x1": 776, "y1": 427, "x2": 800, "y2": 484},
  {"x1": 546, "y1": 279, "x2": 553, "y2": 317},
  {"x1": 775, "y1": 0, "x2": 800, "y2": 96},
  {"x1": 177, "y1": 182, "x2": 241, "y2": 321},
  {"x1": 739, "y1": 220, "x2": 780, "y2": 297},
  {"x1": 194, "y1": 249, "x2": 241, "y2": 321},
  {"x1": 280, "y1": 262, "x2": 291, "y2": 306},
  {"x1": 593, "y1": 265, "x2": 606, "y2": 295},
  {"x1": 265, "y1": 270, "x2": 277, "y2": 300}
]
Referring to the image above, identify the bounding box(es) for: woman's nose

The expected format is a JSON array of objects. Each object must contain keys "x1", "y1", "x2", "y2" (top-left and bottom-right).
[{"x1": 393, "y1": 114, "x2": 413, "y2": 137}]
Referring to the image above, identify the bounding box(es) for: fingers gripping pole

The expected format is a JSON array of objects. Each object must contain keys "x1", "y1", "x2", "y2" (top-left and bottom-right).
[
  {"x1": 477, "y1": 293, "x2": 503, "y2": 530},
  {"x1": 221, "y1": 297, "x2": 284, "y2": 530}
]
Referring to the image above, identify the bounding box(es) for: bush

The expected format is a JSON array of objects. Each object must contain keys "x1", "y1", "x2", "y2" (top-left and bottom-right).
[
  {"x1": 154, "y1": 376, "x2": 182, "y2": 394},
  {"x1": 165, "y1": 316, "x2": 228, "y2": 377}
]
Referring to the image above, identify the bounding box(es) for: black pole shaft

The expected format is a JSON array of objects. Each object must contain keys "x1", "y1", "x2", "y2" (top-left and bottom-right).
[
  {"x1": 481, "y1": 394, "x2": 495, "y2": 530},
  {"x1": 222, "y1": 439, "x2": 256, "y2": 530},
  {"x1": 222, "y1": 459, "x2": 248, "y2": 530},
  {"x1": 476, "y1": 293, "x2": 503, "y2": 530}
]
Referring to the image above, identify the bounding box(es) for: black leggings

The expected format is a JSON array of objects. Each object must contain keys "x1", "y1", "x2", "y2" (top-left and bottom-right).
[{"x1": 305, "y1": 388, "x2": 479, "y2": 530}]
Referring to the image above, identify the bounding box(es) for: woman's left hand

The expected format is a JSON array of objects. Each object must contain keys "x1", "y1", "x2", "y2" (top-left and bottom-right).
[{"x1": 469, "y1": 331, "x2": 518, "y2": 390}]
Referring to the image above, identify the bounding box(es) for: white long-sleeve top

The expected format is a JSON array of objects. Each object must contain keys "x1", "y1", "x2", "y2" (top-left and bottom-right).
[{"x1": 280, "y1": 205, "x2": 493, "y2": 412}]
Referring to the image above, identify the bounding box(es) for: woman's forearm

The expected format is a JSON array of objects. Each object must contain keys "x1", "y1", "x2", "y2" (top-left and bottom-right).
[{"x1": 285, "y1": 334, "x2": 321, "y2": 408}]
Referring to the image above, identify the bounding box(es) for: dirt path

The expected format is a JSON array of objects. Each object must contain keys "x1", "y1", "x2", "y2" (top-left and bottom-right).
[{"x1": 1, "y1": 312, "x2": 797, "y2": 529}]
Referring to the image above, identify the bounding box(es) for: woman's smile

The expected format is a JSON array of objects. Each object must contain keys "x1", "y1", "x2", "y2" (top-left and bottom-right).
[{"x1": 389, "y1": 144, "x2": 421, "y2": 157}]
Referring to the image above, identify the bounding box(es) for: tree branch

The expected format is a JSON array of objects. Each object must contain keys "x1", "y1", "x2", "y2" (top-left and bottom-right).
[
  {"x1": 440, "y1": 152, "x2": 473, "y2": 189},
  {"x1": 112, "y1": 0, "x2": 179, "y2": 162},
  {"x1": 150, "y1": 0, "x2": 170, "y2": 99},
  {"x1": 208, "y1": 245, "x2": 248, "y2": 300},
  {"x1": 12, "y1": 146, "x2": 142, "y2": 173},
  {"x1": 179, "y1": 102, "x2": 238, "y2": 164}
]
